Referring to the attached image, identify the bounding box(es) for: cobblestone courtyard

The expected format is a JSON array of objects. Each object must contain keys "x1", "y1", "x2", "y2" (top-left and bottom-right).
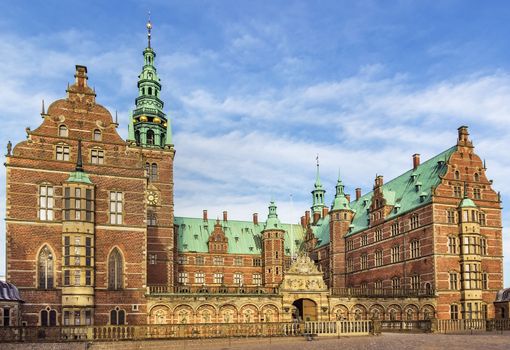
[{"x1": 3, "y1": 332, "x2": 510, "y2": 350}]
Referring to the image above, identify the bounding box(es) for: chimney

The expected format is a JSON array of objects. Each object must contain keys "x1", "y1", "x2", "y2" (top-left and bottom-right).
[
  {"x1": 75, "y1": 65, "x2": 88, "y2": 88},
  {"x1": 375, "y1": 175, "x2": 384, "y2": 188},
  {"x1": 356, "y1": 188, "x2": 362, "y2": 200},
  {"x1": 457, "y1": 125, "x2": 469, "y2": 144},
  {"x1": 322, "y1": 207, "x2": 329, "y2": 218},
  {"x1": 253, "y1": 213, "x2": 258, "y2": 225},
  {"x1": 305, "y1": 211, "x2": 310, "y2": 226},
  {"x1": 300, "y1": 216, "x2": 305, "y2": 227},
  {"x1": 203, "y1": 209, "x2": 208, "y2": 222},
  {"x1": 413, "y1": 154, "x2": 420, "y2": 169},
  {"x1": 223, "y1": 211, "x2": 228, "y2": 222},
  {"x1": 345, "y1": 194, "x2": 351, "y2": 202},
  {"x1": 313, "y1": 212, "x2": 321, "y2": 225}
]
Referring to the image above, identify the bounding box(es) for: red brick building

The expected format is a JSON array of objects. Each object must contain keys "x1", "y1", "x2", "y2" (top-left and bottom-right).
[{"x1": 3, "y1": 22, "x2": 503, "y2": 326}]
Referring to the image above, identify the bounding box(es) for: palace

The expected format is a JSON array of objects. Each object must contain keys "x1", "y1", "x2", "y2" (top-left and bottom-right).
[{"x1": 2, "y1": 22, "x2": 504, "y2": 327}]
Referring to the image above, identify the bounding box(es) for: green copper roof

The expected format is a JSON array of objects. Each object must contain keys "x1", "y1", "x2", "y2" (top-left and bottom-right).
[
  {"x1": 331, "y1": 173, "x2": 352, "y2": 211},
  {"x1": 459, "y1": 197, "x2": 477, "y2": 208},
  {"x1": 175, "y1": 217, "x2": 304, "y2": 255},
  {"x1": 345, "y1": 145, "x2": 457, "y2": 236},
  {"x1": 67, "y1": 171, "x2": 92, "y2": 184},
  {"x1": 264, "y1": 200, "x2": 283, "y2": 230},
  {"x1": 312, "y1": 145, "x2": 457, "y2": 246}
]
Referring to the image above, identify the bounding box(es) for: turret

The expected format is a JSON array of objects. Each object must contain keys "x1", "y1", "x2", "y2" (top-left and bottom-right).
[
  {"x1": 329, "y1": 172, "x2": 353, "y2": 289},
  {"x1": 261, "y1": 200, "x2": 285, "y2": 287},
  {"x1": 311, "y1": 157, "x2": 326, "y2": 223},
  {"x1": 61, "y1": 140, "x2": 96, "y2": 325}
]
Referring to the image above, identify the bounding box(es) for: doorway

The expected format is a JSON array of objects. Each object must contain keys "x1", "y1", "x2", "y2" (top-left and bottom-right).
[{"x1": 292, "y1": 298, "x2": 318, "y2": 321}]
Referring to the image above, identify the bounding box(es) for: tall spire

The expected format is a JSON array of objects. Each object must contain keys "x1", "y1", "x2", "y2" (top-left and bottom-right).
[
  {"x1": 130, "y1": 18, "x2": 172, "y2": 148},
  {"x1": 76, "y1": 139, "x2": 84, "y2": 172},
  {"x1": 146, "y1": 12, "x2": 152, "y2": 48},
  {"x1": 311, "y1": 155, "x2": 326, "y2": 213}
]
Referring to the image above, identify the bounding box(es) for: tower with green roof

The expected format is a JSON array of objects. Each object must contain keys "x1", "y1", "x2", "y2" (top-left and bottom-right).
[
  {"x1": 261, "y1": 200, "x2": 285, "y2": 287},
  {"x1": 128, "y1": 19, "x2": 176, "y2": 288},
  {"x1": 311, "y1": 157, "x2": 326, "y2": 223},
  {"x1": 128, "y1": 20, "x2": 172, "y2": 148},
  {"x1": 329, "y1": 172, "x2": 353, "y2": 289}
]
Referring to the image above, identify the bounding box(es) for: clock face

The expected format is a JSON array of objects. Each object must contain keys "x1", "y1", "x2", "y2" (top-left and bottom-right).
[{"x1": 147, "y1": 191, "x2": 159, "y2": 206}]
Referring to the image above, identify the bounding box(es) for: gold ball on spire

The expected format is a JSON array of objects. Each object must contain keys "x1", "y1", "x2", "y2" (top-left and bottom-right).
[{"x1": 146, "y1": 21, "x2": 152, "y2": 30}]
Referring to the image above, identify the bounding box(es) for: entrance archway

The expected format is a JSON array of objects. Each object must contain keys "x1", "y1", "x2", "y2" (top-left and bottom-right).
[{"x1": 292, "y1": 298, "x2": 317, "y2": 321}]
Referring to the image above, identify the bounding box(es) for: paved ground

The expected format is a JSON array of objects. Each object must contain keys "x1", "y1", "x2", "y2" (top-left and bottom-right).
[{"x1": 3, "y1": 332, "x2": 510, "y2": 350}]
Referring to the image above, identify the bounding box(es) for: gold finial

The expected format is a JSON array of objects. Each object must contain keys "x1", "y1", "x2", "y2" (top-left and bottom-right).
[{"x1": 146, "y1": 11, "x2": 152, "y2": 48}]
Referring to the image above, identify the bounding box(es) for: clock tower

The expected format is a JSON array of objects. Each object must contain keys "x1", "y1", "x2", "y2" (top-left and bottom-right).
[{"x1": 128, "y1": 20, "x2": 176, "y2": 288}]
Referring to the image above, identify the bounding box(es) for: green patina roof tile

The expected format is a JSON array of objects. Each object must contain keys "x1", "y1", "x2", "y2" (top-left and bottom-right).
[
  {"x1": 345, "y1": 145, "x2": 457, "y2": 237},
  {"x1": 459, "y1": 197, "x2": 477, "y2": 208},
  {"x1": 66, "y1": 171, "x2": 93, "y2": 184},
  {"x1": 175, "y1": 217, "x2": 304, "y2": 255}
]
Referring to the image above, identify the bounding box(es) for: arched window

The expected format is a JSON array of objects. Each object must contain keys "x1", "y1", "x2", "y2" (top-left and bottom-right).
[
  {"x1": 38, "y1": 245, "x2": 54, "y2": 289},
  {"x1": 93, "y1": 129, "x2": 102, "y2": 141},
  {"x1": 148, "y1": 87, "x2": 153, "y2": 96},
  {"x1": 108, "y1": 248, "x2": 123, "y2": 290},
  {"x1": 147, "y1": 211, "x2": 157, "y2": 226},
  {"x1": 135, "y1": 131, "x2": 140, "y2": 145},
  {"x1": 147, "y1": 130, "x2": 155, "y2": 145},
  {"x1": 454, "y1": 170, "x2": 460, "y2": 180},
  {"x1": 110, "y1": 307, "x2": 125, "y2": 325},
  {"x1": 40, "y1": 307, "x2": 57, "y2": 326},
  {"x1": 58, "y1": 125, "x2": 68, "y2": 137},
  {"x1": 161, "y1": 133, "x2": 166, "y2": 146},
  {"x1": 474, "y1": 173, "x2": 480, "y2": 182}
]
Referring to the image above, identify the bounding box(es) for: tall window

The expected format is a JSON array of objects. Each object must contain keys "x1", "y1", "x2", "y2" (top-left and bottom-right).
[
  {"x1": 194, "y1": 272, "x2": 205, "y2": 284},
  {"x1": 108, "y1": 248, "x2": 123, "y2": 290},
  {"x1": 213, "y1": 273, "x2": 224, "y2": 284},
  {"x1": 391, "y1": 277, "x2": 401, "y2": 290},
  {"x1": 146, "y1": 163, "x2": 158, "y2": 181},
  {"x1": 454, "y1": 186, "x2": 462, "y2": 198},
  {"x1": 39, "y1": 185, "x2": 54, "y2": 221},
  {"x1": 2, "y1": 307, "x2": 10, "y2": 326},
  {"x1": 135, "y1": 130, "x2": 140, "y2": 145},
  {"x1": 361, "y1": 234, "x2": 368, "y2": 246},
  {"x1": 56, "y1": 144, "x2": 70, "y2": 161},
  {"x1": 147, "y1": 211, "x2": 157, "y2": 226},
  {"x1": 91, "y1": 149, "x2": 104, "y2": 164},
  {"x1": 410, "y1": 275, "x2": 420, "y2": 290},
  {"x1": 147, "y1": 130, "x2": 155, "y2": 145},
  {"x1": 375, "y1": 250, "x2": 383, "y2": 267},
  {"x1": 473, "y1": 188, "x2": 481, "y2": 199},
  {"x1": 374, "y1": 229, "x2": 383, "y2": 242},
  {"x1": 449, "y1": 272, "x2": 458, "y2": 290},
  {"x1": 213, "y1": 256, "x2": 224, "y2": 265},
  {"x1": 479, "y1": 212, "x2": 486, "y2": 226},
  {"x1": 391, "y1": 245, "x2": 400, "y2": 263},
  {"x1": 38, "y1": 245, "x2": 54, "y2": 289},
  {"x1": 109, "y1": 191, "x2": 123, "y2": 224},
  {"x1": 40, "y1": 307, "x2": 57, "y2": 326},
  {"x1": 448, "y1": 236, "x2": 458, "y2": 254},
  {"x1": 93, "y1": 129, "x2": 102, "y2": 141},
  {"x1": 360, "y1": 254, "x2": 368, "y2": 270},
  {"x1": 58, "y1": 125, "x2": 68, "y2": 137},
  {"x1": 178, "y1": 272, "x2": 188, "y2": 284},
  {"x1": 253, "y1": 274, "x2": 262, "y2": 285},
  {"x1": 374, "y1": 280, "x2": 383, "y2": 290},
  {"x1": 347, "y1": 258, "x2": 353, "y2": 272},
  {"x1": 233, "y1": 273, "x2": 243, "y2": 285},
  {"x1": 482, "y1": 272, "x2": 488, "y2": 289},
  {"x1": 110, "y1": 307, "x2": 125, "y2": 325},
  {"x1": 447, "y1": 210, "x2": 456, "y2": 223},
  {"x1": 480, "y1": 237, "x2": 487, "y2": 255},
  {"x1": 410, "y1": 240, "x2": 421, "y2": 259},
  {"x1": 410, "y1": 214, "x2": 419, "y2": 229},
  {"x1": 450, "y1": 305, "x2": 459, "y2": 320},
  {"x1": 474, "y1": 173, "x2": 480, "y2": 182},
  {"x1": 391, "y1": 222, "x2": 399, "y2": 236}
]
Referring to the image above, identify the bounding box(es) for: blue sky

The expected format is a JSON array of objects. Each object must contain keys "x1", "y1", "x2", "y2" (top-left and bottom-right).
[{"x1": 0, "y1": 0, "x2": 509, "y2": 284}]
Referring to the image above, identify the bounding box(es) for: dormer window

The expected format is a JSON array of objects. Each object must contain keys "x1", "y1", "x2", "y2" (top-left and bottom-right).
[{"x1": 58, "y1": 125, "x2": 68, "y2": 137}]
